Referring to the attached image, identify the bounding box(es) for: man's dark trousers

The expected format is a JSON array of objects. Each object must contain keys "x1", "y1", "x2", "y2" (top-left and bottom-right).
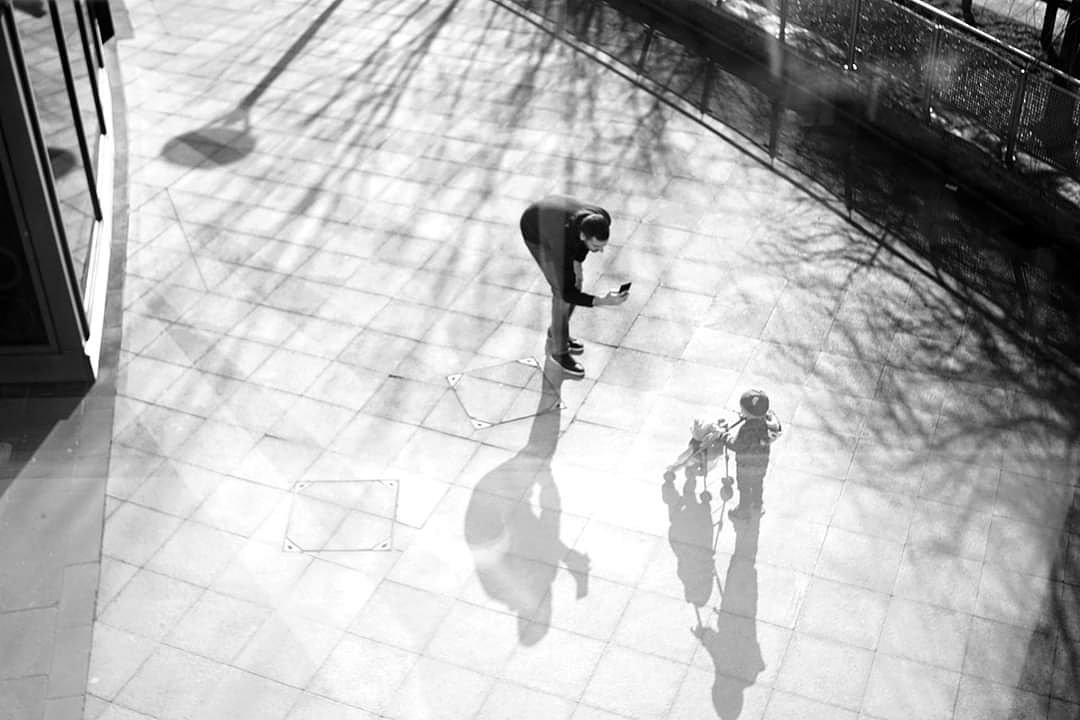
[{"x1": 521, "y1": 239, "x2": 576, "y2": 356}]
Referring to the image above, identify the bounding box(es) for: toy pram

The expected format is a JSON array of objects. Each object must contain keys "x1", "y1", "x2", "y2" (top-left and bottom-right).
[{"x1": 663, "y1": 416, "x2": 744, "y2": 501}]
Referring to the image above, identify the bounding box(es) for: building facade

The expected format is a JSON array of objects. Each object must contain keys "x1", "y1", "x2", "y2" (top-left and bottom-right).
[{"x1": 0, "y1": 0, "x2": 117, "y2": 383}]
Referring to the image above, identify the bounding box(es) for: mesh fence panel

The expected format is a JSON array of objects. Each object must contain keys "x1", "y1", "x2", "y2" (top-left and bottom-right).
[
  {"x1": 642, "y1": 31, "x2": 710, "y2": 100},
  {"x1": 774, "y1": 107, "x2": 852, "y2": 199},
  {"x1": 1016, "y1": 74, "x2": 1080, "y2": 173},
  {"x1": 932, "y1": 29, "x2": 1019, "y2": 138},
  {"x1": 573, "y1": 3, "x2": 651, "y2": 65},
  {"x1": 855, "y1": 0, "x2": 933, "y2": 102},
  {"x1": 848, "y1": 130, "x2": 926, "y2": 242},
  {"x1": 787, "y1": 0, "x2": 853, "y2": 62},
  {"x1": 1017, "y1": 261, "x2": 1073, "y2": 348},
  {"x1": 934, "y1": 217, "x2": 1016, "y2": 299},
  {"x1": 701, "y1": 60, "x2": 774, "y2": 149}
]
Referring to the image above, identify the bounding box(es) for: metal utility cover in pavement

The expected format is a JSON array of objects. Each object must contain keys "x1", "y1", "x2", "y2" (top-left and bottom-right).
[
  {"x1": 284, "y1": 479, "x2": 398, "y2": 552},
  {"x1": 446, "y1": 357, "x2": 562, "y2": 429}
]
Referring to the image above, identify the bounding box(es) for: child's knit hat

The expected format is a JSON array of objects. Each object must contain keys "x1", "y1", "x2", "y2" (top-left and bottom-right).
[{"x1": 739, "y1": 389, "x2": 770, "y2": 418}]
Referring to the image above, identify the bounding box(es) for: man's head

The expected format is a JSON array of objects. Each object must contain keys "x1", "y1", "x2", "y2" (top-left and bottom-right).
[{"x1": 579, "y1": 213, "x2": 609, "y2": 252}]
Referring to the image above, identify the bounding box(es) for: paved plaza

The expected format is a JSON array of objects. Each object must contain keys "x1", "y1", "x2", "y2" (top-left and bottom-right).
[{"x1": 1, "y1": 0, "x2": 1078, "y2": 718}]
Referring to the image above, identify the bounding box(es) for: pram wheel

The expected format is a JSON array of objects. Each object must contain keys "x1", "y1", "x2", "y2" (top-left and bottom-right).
[{"x1": 700, "y1": 490, "x2": 712, "y2": 502}]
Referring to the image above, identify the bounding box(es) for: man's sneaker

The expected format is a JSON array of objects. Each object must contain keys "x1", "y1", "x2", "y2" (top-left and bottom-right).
[
  {"x1": 547, "y1": 331, "x2": 585, "y2": 355},
  {"x1": 549, "y1": 352, "x2": 585, "y2": 377}
]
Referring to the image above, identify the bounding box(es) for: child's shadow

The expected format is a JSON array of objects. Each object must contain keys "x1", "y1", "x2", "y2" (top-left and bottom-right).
[
  {"x1": 693, "y1": 513, "x2": 765, "y2": 720},
  {"x1": 662, "y1": 468, "x2": 731, "y2": 616}
]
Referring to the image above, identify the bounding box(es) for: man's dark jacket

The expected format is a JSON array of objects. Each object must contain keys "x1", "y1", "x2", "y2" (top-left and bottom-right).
[{"x1": 520, "y1": 195, "x2": 610, "y2": 307}]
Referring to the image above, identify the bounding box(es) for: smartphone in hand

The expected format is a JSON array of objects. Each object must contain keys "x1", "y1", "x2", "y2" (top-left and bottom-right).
[{"x1": 618, "y1": 281, "x2": 632, "y2": 295}]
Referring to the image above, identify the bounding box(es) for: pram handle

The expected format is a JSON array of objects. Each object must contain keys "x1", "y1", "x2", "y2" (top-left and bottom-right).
[{"x1": 718, "y1": 416, "x2": 745, "y2": 433}]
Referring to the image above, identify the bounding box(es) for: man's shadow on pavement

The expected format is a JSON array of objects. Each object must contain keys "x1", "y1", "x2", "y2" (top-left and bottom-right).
[
  {"x1": 464, "y1": 361, "x2": 589, "y2": 645},
  {"x1": 695, "y1": 513, "x2": 765, "y2": 720}
]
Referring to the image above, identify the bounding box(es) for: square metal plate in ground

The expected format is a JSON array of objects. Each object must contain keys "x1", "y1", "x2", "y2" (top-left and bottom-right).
[
  {"x1": 284, "y1": 479, "x2": 398, "y2": 552},
  {"x1": 447, "y1": 357, "x2": 562, "y2": 429}
]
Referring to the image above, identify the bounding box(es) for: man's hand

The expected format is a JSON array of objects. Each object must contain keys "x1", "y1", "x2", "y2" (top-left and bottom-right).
[{"x1": 596, "y1": 289, "x2": 629, "y2": 306}]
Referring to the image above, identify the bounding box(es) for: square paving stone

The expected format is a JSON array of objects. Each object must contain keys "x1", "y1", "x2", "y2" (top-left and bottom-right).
[
  {"x1": 348, "y1": 580, "x2": 453, "y2": 652},
  {"x1": 0, "y1": 678, "x2": 45, "y2": 720},
  {"x1": 612, "y1": 588, "x2": 702, "y2": 663},
  {"x1": 199, "y1": 666, "x2": 299, "y2": 720},
  {"x1": 424, "y1": 601, "x2": 520, "y2": 677},
  {"x1": 796, "y1": 577, "x2": 889, "y2": 649},
  {"x1": 114, "y1": 645, "x2": 226, "y2": 720},
  {"x1": 308, "y1": 634, "x2": 418, "y2": 714},
  {"x1": 582, "y1": 645, "x2": 687, "y2": 720},
  {"x1": 448, "y1": 358, "x2": 559, "y2": 429},
  {"x1": 830, "y1": 483, "x2": 914, "y2": 543},
  {"x1": 285, "y1": 480, "x2": 398, "y2": 552},
  {"x1": 234, "y1": 612, "x2": 342, "y2": 688},
  {"x1": 763, "y1": 689, "x2": 859, "y2": 720},
  {"x1": 0, "y1": 608, "x2": 55, "y2": 679},
  {"x1": 285, "y1": 693, "x2": 379, "y2": 720},
  {"x1": 502, "y1": 624, "x2": 606, "y2": 699},
  {"x1": 815, "y1": 526, "x2": 903, "y2": 593},
  {"x1": 475, "y1": 680, "x2": 575, "y2": 720},
  {"x1": 861, "y1": 654, "x2": 960, "y2": 720},
  {"x1": 878, "y1": 597, "x2": 971, "y2": 671},
  {"x1": 774, "y1": 633, "x2": 873, "y2": 710},
  {"x1": 164, "y1": 590, "x2": 271, "y2": 664},
  {"x1": 953, "y1": 675, "x2": 1049, "y2": 720},
  {"x1": 962, "y1": 616, "x2": 1055, "y2": 694},
  {"x1": 386, "y1": 656, "x2": 493, "y2": 720},
  {"x1": 893, "y1": 546, "x2": 982, "y2": 614}
]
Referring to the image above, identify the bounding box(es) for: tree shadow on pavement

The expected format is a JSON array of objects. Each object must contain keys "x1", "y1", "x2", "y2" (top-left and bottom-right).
[
  {"x1": 511, "y1": 0, "x2": 1080, "y2": 707},
  {"x1": 153, "y1": 0, "x2": 690, "y2": 421},
  {"x1": 758, "y1": 146, "x2": 1080, "y2": 718},
  {"x1": 463, "y1": 360, "x2": 590, "y2": 645}
]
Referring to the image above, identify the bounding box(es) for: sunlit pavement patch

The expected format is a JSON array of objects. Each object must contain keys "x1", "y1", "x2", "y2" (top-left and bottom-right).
[
  {"x1": 447, "y1": 357, "x2": 562, "y2": 429},
  {"x1": 284, "y1": 479, "x2": 399, "y2": 552}
]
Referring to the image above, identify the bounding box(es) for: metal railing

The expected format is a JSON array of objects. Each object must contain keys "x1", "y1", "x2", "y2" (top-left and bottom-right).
[
  {"x1": 8, "y1": 0, "x2": 111, "y2": 302},
  {"x1": 533, "y1": 0, "x2": 1080, "y2": 177}
]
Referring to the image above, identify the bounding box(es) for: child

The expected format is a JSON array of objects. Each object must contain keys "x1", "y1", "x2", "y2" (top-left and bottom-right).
[{"x1": 721, "y1": 389, "x2": 782, "y2": 518}]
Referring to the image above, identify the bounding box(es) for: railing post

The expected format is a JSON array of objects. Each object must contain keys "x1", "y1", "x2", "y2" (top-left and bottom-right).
[
  {"x1": 1003, "y1": 68, "x2": 1029, "y2": 166},
  {"x1": 74, "y1": 0, "x2": 107, "y2": 136},
  {"x1": 923, "y1": 24, "x2": 944, "y2": 121},
  {"x1": 701, "y1": 61, "x2": 713, "y2": 111},
  {"x1": 844, "y1": 0, "x2": 863, "y2": 70},
  {"x1": 47, "y1": 0, "x2": 102, "y2": 222},
  {"x1": 768, "y1": 80, "x2": 785, "y2": 161},
  {"x1": 637, "y1": 25, "x2": 654, "y2": 73}
]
